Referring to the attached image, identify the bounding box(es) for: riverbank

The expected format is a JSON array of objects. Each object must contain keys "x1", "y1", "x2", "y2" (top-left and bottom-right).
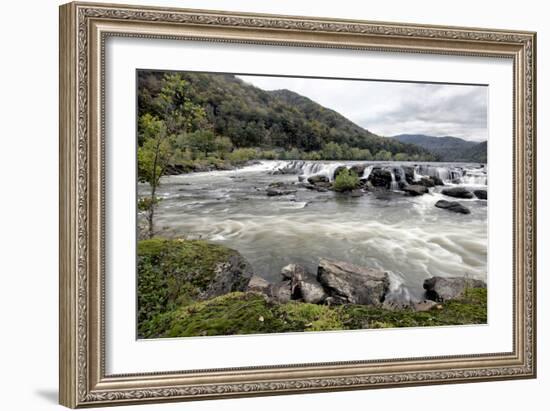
[{"x1": 138, "y1": 239, "x2": 487, "y2": 339}]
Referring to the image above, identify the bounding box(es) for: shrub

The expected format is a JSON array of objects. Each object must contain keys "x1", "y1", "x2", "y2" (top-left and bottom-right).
[{"x1": 332, "y1": 168, "x2": 359, "y2": 192}]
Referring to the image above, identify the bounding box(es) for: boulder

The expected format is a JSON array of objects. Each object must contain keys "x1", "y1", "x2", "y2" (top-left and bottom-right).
[
  {"x1": 317, "y1": 259, "x2": 389, "y2": 306},
  {"x1": 435, "y1": 200, "x2": 471, "y2": 214},
  {"x1": 402, "y1": 166, "x2": 415, "y2": 184},
  {"x1": 202, "y1": 253, "x2": 254, "y2": 299},
  {"x1": 474, "y1": 189, "x2": 487, "y2": 200},
  {"x1": 423, "y1": 276, "x2": 486, "y2": 302},
  {"x1": 246, "y1": 275, "x2": 271, "y2": 294},
  {"x1": 269, "y1": 280, "x2": 292, "y2": 303},
  {"x1": 349, "y1": 164, "x2": 367, "y2": 177},
  {"x1": 266, "y1": 182, "x2": 297, "y2": 196},
  {"x1": 368, "y1": 168, "x2": 393, "y2": 189},
  {"x1": 307, "y1": 175, "x2": 329, "y2": 185},
  {"x1": 441, "y1": 187, "x2": 474, "y2": 199},
  {"x1": 417, "y1": 177, "x2": 435, "y2": 187},
  {"x1": 281, "y1": 264, "x2": 327, "y2": 304},
  {"x1": 431, "y1": 176, "x2": 444, "y2": 186},
  {"x1": 402, "y1": 185, "x2": 429, "y2": 196}
]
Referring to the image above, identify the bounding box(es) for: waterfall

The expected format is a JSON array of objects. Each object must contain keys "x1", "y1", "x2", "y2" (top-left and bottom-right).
[
  {"x1": 389, "y1": 170, "x2": 399, "y2": 190},
  {"x1": 263, "y1": 160, "x2": 487, "y2": 187},
  {"x1": 362, "y1": 165, "x2": 373, "y2": 180}
]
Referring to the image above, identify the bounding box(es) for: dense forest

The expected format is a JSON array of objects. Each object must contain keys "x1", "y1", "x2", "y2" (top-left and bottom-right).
[{"x1": 137, "y1": 70, "x2": 438, "y2": 165}]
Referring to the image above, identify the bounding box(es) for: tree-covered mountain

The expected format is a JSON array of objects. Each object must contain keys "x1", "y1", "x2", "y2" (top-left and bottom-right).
[
  {"x1": 391, "y1": 134, "x2": 487, "y2": 163},
  {"x1": 138, "y1": 71, "x2": 436, "y2": 161}
]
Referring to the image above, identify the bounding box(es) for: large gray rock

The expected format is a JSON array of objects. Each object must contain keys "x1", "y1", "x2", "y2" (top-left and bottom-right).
[
  {"x1": 368, "y1": 168, "x2": 393, "y2": 189},
  {"x1": 317, "y1": 259, "x2": 389, "y2": 305},
  {"x1": 269, "y1": 280, "x2": 292, "y2": 303},
  {"x1": 202, "y1": 253, "x2": 254, "y2": 299},
  {"x1": 442, "y1": 187, "x2": 474, "y2": 199},
  {"x1": 246, "y1": 275, "x2": 271, "y2": 294},
  {"x1": 435, "y1": 200, "x2": 471, "y2": 214},
  {"x1": 281, "y1": 264, "x2": 327, "y2": 304},
  {"x1": 402, "y1": 185, "x2": 429, "y2": 196},
  {"x1": 423, "y1": 276, "x2": 486, "y2": 302},
  {"x1": 266, "y1": 182, "x2": 297, "y2": 196},
  {"x1": 474, "y1": 189, "x2": 487, "y2": 200},
  {"x1": 307, "y1": 175, "x2": 329, "y2": 185}
]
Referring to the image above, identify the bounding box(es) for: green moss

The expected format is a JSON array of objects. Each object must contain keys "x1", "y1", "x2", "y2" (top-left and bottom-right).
[
  {"x1": 279, "y1": 302, "x2": 344, "y2": 331},
  {"x1": 160, "y1": 292, "x2": 296, "y2": 338},
  {"x1": 341, "y1": 287, "x2": 487, "y2": 329},
  {"x1": 137, "y1": 238, "x2": 237, "y2": 338},
  {"x1": 144, "y1": 288, "x2": 487, "y2": 339}
]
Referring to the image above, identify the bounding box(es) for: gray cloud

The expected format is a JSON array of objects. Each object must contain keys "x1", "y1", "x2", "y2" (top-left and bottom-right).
[{"x1": 237, "y1": 75, "x2": 487, "y2": 142}]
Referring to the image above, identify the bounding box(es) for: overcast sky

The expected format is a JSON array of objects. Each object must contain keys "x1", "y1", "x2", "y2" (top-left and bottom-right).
[{"x1": 237, "y1": 75, "x2": 488, "y2": 142}]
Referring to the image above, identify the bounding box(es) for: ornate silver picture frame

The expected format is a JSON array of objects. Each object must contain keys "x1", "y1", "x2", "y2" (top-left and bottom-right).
[{"x1": 59, "y1": 1, "x2": 536, "y2": 408}]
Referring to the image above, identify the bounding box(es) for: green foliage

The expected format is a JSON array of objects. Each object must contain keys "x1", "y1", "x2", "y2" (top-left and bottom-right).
[
  {"x1": 321, "y1": 141, "x2": 344, "y2": 160},
  {"x1": 156, "y1": 73, "x2": 207, "y2": 134},
  {"x1": 226, "y1": 148, "x2": 258, "y2": 164},
  {"x1": 137, "y1": 114, "x2": 170, "y2": 186},
  {"x1": 137, "y1": 71, "x2": 436, "y2": 158},
  {"x1": 393, "y1": 152, "x2": 409, "y2": 161},
  {"x1": 374, "y1": 149, "x2": 393, "y2": 161},
  {"x1": 137, "y1": 238, "x2": 236, "y2": 338},
  {"x1": 332, "y1": 168, "x2": 360, "y2": 192}
]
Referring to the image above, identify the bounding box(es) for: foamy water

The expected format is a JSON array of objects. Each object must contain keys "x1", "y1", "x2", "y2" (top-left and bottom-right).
[{"x1": 141, "y1": 160, "x2": 487, "y2": 298}]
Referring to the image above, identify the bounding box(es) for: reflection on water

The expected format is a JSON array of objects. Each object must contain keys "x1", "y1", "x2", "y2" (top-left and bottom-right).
[{"x1": 140, "y1": 160, "x2": 487, "y2": 298}]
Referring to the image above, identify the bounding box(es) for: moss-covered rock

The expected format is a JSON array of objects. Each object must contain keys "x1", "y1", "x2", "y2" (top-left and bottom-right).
[
  {"x1": 137, "y1": 238, "x2": 252, "y2": 338},
  {"x1": 143, "y1": 288, "x2": 487, "y2": 338}
]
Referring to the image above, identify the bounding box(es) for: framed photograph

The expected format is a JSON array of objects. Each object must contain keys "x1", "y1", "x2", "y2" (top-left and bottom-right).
[{"x1": 59, "y1": 2, "x2": 537, "y2": 408}]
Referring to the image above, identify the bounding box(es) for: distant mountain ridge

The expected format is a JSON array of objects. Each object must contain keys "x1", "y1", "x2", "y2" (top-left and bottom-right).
[{"x1": 391, "y1": 134, "x2": 487, "y2": 163}]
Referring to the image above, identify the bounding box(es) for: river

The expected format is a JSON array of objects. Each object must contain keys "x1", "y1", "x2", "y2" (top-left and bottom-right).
[{"x1": 140, "y1": 160, "x2": 487, "y2": 300}]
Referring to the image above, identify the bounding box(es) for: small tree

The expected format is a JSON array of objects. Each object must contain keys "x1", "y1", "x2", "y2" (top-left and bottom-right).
[
  {"x1": 137, "y1": 114, "x2": 171, "y2": 238},
  {"x1": 183, "y1": 130, "x2": 217, "y2": 158},
  {"x1": 214, "y1": 136, "x2": 233, "y2": 159},
  {"x1": 332, "y1": 168, "x2": 359, "y2": 192}
]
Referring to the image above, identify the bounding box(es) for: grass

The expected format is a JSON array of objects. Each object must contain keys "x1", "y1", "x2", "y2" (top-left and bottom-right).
[
  {"x1": 141, "y1": 288, "x2": 487, "y2": 339},
  {"x1": 137, "y1": 238, "x2": 238, "y2": 337}
]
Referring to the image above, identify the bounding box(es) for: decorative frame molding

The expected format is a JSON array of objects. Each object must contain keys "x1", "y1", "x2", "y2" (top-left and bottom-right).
[{"x1": 59, "y1": 2, "x2": 536, "y2": 408}]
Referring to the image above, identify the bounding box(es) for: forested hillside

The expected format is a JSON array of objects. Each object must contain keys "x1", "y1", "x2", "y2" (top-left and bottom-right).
[{"x1": 137, "y1": 71, "x2": 437, "y2": 163}]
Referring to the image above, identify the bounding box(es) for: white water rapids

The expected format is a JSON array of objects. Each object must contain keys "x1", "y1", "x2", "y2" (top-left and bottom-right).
[{"x1": 141, "y1": 160, "x2": 487, "y2": 299}]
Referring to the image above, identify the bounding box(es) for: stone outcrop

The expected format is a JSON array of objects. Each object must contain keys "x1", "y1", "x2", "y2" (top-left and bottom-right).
[
  {"x1": 423, "y1": 276, "x2": 486, "y2": 302},
  {"x1": 435, "y1": 200, "x2": 471, "y2": 214},
  {"x1": 368, "y1": 168, "x2": 393, "y2": 189},
  {"x1": 402, "y1": 185, "x2": 429, "y2": 196},
  {"x1": 281, "y1": 264, "x2": 327, "y2": 304},
  {"x1": 474, "y1": 189, "x2": 487, "y2": 200},
  {"x1": 441, "y1": 187, "x2": 474, "y2": 199},
  {"x1": 317, "y1": 259, "x2": 389, "y2": 306}
]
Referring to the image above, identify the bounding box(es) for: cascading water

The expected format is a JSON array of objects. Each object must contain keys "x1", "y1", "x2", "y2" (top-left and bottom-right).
[
  {"x1": 266, "y1": 160, "x2": 487, "y2": 186},
  {"x1": 389, "y1": 170, "x2": 399, "y2": 190},
  {"x1": 362, "y1": 165, "x2": 373, "y2": 180},
  {"x1": 151, "y1": 159, "x2": 488, "y2": 295}
]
